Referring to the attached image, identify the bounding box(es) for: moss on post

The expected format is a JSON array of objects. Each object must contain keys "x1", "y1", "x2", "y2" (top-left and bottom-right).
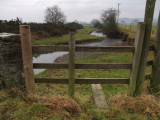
[
  {"x1": 150, "y1": 11, "x2": 160, "y2": 94},
  {"x1": 133, "y1": 0, "x2": 156, "y2": 96}
]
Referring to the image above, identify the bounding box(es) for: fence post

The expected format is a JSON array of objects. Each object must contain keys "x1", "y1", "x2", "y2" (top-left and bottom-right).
[
  {"x1": 133, "y1": 0, "x2": 156, "y2": 96},
  {"x1": 68, "y1": 32, "x2": 75, "y2": 97},
  {"x1": 150, "y1": 12, "x2": 160, "y2": 94},
  {"x1": 128, "y1": 22, "x2": 146, "y2": 96},
  {"x1": 20, "y1": 25, "x2": 36, "y2": 93}
]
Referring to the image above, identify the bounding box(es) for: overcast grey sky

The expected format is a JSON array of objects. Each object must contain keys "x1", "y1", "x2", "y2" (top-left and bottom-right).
[{"x1": 0, "y1": 0, "x2": 160, "y2": 23}]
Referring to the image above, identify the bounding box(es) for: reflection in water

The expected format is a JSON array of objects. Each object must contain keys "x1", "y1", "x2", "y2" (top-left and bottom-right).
[
  {"x1": 33, "y1": 52, "x2": 68, "y2": 74},
  {"x1": 90, "y1": 31, "x2": 106, "y2": 37},
  {"x1": 0, "y1": 33, "x2": 17, "y2": 38},
  {"x1": 33, "y1": 31, "x2": 123, "y2": 74}
]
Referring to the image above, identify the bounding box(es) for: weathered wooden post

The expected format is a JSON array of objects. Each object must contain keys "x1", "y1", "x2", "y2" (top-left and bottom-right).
[
  {"x1": 128, "y1": 22, "x2": 146, "y2": 96},
  {"x1": 68, "y1": 32, "x2": 75, "y2": 97},
  {"x1": 133, "y1": 0, "x2": 156, "y2": 96},
  {"x1": 150, "y1": 11, "x2": 160, "y2": 94},
  {"x1": 20, "y1": 25, "x2": 36, "y2": 93}
]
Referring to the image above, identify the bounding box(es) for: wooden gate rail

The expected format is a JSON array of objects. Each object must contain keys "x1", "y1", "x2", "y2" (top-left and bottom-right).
[
  {"x1": 145, "y1": 74, "x2": 151, "y2": 80},
  {"x1": 32, "y1": 46, "x2": 135, "y2": 53},
  {"x1": 35, "y1": 78, "x2": 130, "y2": 84},
  {"x1": 146, "y1": 60, "x2": 153, "y2": 66},
  {"x1": 33, "y1": 61, "x2": 153, "y2": 69},
  {"x1": 33, "y1": 63, "x2": 132, "y2": 69},
  {"x1": 35, "y1": 75, "x2": 151, "y2": 84},
  {"x1": 20, "y1": 25, "x2": 154, "y2": 95},
  {"x1": 32, "y1": 45, "x2": 154, "y2": 53}
]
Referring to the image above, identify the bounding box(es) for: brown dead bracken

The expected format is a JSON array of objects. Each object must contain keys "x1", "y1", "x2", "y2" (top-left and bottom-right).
[
  {"x1": 28, "y1": 95, "x2": 82, "y2": 116},
  {"x1": 109, "y1": 95, "x2": 160, "y2": 117}
]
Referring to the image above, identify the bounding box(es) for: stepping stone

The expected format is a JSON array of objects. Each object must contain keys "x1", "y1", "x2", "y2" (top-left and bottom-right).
[{"x1": 91, "y1": 84, "x2": 108, "y2": 109}]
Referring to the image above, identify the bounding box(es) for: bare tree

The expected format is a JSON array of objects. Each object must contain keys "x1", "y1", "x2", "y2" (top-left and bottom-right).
[
  {"x1": 101, "y1": 8, "x2": 119, "y2": 34},
  {"x1": 91, "y1": 19, "x2": 102, "y2": 29},
  {"x1": 44, "y1": 5, "x2": 66, "y2": 24}
]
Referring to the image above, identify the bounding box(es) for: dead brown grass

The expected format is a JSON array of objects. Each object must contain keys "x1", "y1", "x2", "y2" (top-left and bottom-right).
[
  {"x1": 28, "y1": 95, "x2": 82, "y2": 116},
  {"x1": 109, "y1": 95, "x2": 160, "y2": 117}
]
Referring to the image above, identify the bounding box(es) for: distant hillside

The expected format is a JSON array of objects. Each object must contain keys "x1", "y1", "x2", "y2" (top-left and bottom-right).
[
  {"x1": 119, "y1": 18, "x2": 158, "y2": 24},
  {"x1": 75, "y1": 18, "x2": 158, "y2": 26}
]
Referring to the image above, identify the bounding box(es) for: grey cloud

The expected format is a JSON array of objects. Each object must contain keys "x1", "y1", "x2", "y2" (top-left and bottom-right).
[{"x1": 0, "y1": 0, "x2": 159, "y2": 22}]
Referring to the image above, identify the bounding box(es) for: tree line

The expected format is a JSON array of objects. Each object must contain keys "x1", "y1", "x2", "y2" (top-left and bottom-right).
[
  {"x1": 0, "y1": 17, "x2": 22, "y2": 33},
  {"x1": 91, "y1": 8, "x2": 120, "y2": 38},
  {"x1": 0, "y1": 5, "x2": 83, "y2": 39}
]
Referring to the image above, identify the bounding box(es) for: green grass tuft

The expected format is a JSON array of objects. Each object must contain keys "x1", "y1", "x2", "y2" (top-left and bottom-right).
[{"x1": 29, "y1": 102, "x2": 45, "y2": 115}]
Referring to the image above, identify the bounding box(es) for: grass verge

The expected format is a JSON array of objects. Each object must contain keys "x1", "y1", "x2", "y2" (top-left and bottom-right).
[
  {"x1": 32, "y1": 27, "x2": 103, "y2": 45},
  {"x1": 0, "y1": 50, "x2": 158, "y2": 120},
  {"x1": 119, "y1": 24, "x2": 157, "y2": 44}
]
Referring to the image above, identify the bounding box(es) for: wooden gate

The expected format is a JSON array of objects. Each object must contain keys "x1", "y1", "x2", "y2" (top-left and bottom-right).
[{"x1": 20, "y1": 23, "x2": 154, "y2": 97}]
